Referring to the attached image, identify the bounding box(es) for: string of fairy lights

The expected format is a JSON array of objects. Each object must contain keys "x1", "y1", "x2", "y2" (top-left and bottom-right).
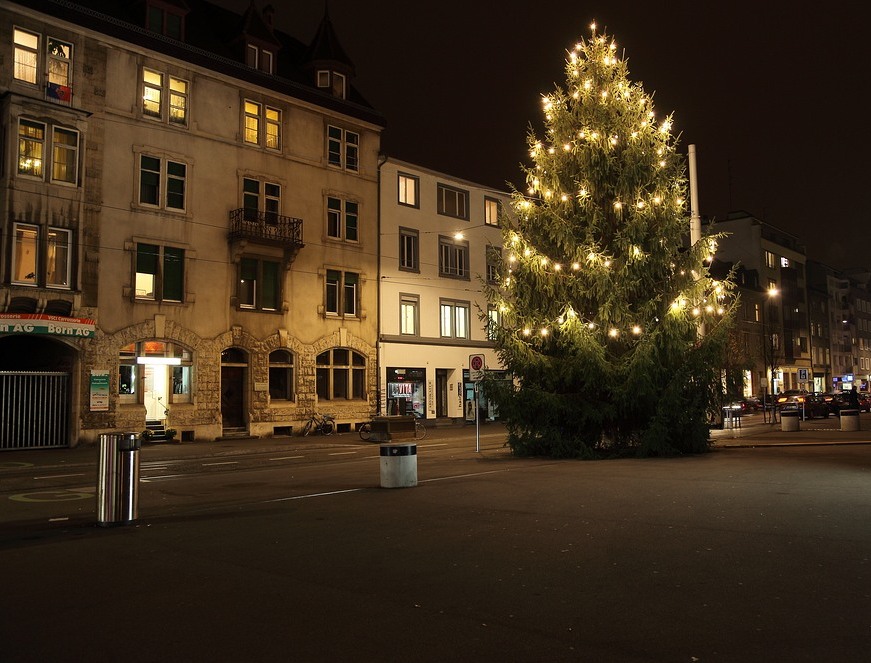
[{"x1": 491, "y1": 22, "x2": 730, "y2": 344}]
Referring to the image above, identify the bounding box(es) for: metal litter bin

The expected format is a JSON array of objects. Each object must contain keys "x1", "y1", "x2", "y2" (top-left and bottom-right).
[
  {"x1": 380, "y1": 443, "x2": 417, "y2": 488},
  {"x1": 97, "y1": 432, "x2": 141, "y2": 526},
  {"x1": 780, "y1": 410, "x2": 800, "y2": 432},
  {"x1": 840, "y1": 409, "x2": 860, "y2": 432}
]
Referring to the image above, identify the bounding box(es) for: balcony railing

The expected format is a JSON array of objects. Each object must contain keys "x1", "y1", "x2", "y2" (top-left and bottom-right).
[{"x1": 228, "y1": 209, "x2": 304, "y2": 249}]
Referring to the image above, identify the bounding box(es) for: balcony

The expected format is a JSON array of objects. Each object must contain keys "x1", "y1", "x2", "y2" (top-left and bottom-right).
[{"x1": 228, "y1": 209, "x2": 304, "y2": 261}]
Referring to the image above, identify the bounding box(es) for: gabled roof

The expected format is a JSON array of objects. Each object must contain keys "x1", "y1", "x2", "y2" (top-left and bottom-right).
[{"x1": 306, "y1": 6, "x2": 355, "y2": 76}]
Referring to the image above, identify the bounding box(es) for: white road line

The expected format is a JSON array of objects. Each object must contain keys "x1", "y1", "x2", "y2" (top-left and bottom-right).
[
  {"x1": 264, "y1": 488, "x2": 362, "y2": 503},
  {"x1": 141, "y1": 474, "x2": 187, "y2": 481},
  {"x1": 33, "y1": 473, "x2": 85, "y2": 480},
  {"x1": 202, "y1": 461, "x2": 238, "y2": 466},
  {"x1": 269, "y1": 455, "x2": 305, "y2": 461},
  {"x1": 328, "y1": 451, "x2": 358, "y2": 456},
  {"x1": 420, "y1": 443, "x2": 448, "y2": 448},
  {"x1": 49, "y1": 517, "x2": 69, "y2": 522},
  {"x1": 419, "y1": 469, "x2": 508, "y2": 483}
]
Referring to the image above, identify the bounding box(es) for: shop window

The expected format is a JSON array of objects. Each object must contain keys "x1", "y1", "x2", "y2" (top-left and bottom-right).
[
  {"x1": 119, "y1": 341, "x2": 192, "y2": 406},
  {"x1": 269, "y1": 350, "x2": 294, "y2": 401},
  {"x1": 316, "y1": 349, "x2": 366, "y2": 400}
]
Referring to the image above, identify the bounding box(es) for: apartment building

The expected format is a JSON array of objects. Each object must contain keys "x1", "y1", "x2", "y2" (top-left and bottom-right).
[
  {"x1": 0, "y1": 0, "x2": 384, "y2": 448},
  {"x1": 377, "y1": 159, "x2": 508, "y2": 422}
]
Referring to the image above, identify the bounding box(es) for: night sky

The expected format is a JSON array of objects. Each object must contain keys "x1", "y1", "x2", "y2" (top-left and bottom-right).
[{"x1": 215, "y1": 1, "x2": 871, "y2": 269}]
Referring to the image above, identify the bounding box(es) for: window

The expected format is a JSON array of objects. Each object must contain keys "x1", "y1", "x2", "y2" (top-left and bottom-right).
[
  {"x1": 781, "y1": 256, "x2": 790, "y2": 268},
  {"x1": 51, "y1": 127, "x2": 78, "y2": 184},
  {"x1": 316, "y1": 349, "x2": 366, "y2": 400},
  {"x1": 265, "y1": 107, "x2": 281, "y2": 149},
  {"x1": 142, "y1": 69, "x2": 188, "y2": 125},
  {"x1": 399, "y1": 228, "x2": 419, "y2": 272},
  {"x1": 764, "y1": 251, "x2": 776, "y2": 269},
  {"x1": 244, "y1": 101, "x2": 281, "y2": 148},
  {"x1": 238, "y1": 257, "x2": 281, "y2": 311},
  {"x1": 139, "y1": 155, "x2": 187, "y2": 211},
  {"x1": 46, "y1": 37, "x2": 72, "y2": 103},
  {"x1": 243, "y1": 178, "x2": 281, "y2": 223},
  {"x1": 325, "y1": 270, "x2": 359, "y2": 317},
  {"x1": 439, "y1": 236, "x2": 469, "y2": 279},
  {"x1": 244, "y1": 100, "x2": 260, "y2": 144},
  {"x1": 486, "y1": 246, "x2": 501, "y2": 284},
  {"x1": 246, "y1": 44, "x2": 274, "y2": 73},
  {"x1": 437, "y1": 184, "x2": 469, "y2": 219},
  {"x1": 398, "y1": 173, "x2": 419, "y2": 207},
  {"x1": 13, "y1": 28, "x2": 38, "y2": 84},
  {"x1": 119, "y1": 341, "x2": 192, "y2": 404},
  {"x1": 10, "y1": 224, "x2": 72, "y2": 288},
  {"x1": 146, "y1": 4, "x2": 184, "y2": 39},
  {"x1": 317, "y1": 70, "x2": 346, "y2": 99},
  {"x1": 18, "y1": 119, "x2": 80, "y2": 185},
  {"x1": 18, "y1": 119, "x2": 44, "y2": 178},
  {"x1": 487, "y1": 305, "x2": 501, "y2": 340},
  {"x1": 440, "y1": 300, "x2": 470, "y2": 339},
  {"x1": 269, "y1": 350, "x2": 294, "y2": 401},
  {"x1": 484, "y1": 197, "x2": 500, "y2": 226},
  {"x1": 135, "y1": 243, "x2": 184, "y2": 302},
  {"x1": 326, "y1": 197, "x2": 358, "y2": 242},
  {"x1": 400, "y1": 295, "x2": 419, "y2": 336},
  {"x1": 327, "y1": 125, "x2": 359, "y2": 172}
]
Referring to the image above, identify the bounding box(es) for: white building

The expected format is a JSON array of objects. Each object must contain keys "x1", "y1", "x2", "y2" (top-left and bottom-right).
[{"x1": 377, "y1": 159, "x2": 509, "y2": 422}]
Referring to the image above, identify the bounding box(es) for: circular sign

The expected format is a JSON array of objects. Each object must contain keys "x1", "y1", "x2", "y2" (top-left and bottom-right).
[{"x1": 471, "y1": 355, "x2": 484, "y2": 370}]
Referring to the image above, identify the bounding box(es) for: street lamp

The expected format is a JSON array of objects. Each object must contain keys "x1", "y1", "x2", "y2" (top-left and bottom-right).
[{"x1": 761, "y1": 287, "x2": 779, "y2": 422}]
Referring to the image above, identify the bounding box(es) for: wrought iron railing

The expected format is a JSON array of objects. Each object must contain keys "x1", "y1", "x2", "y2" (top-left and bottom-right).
[{"x1": 228, "y1": 209, "x2": 303, "y2": 247}]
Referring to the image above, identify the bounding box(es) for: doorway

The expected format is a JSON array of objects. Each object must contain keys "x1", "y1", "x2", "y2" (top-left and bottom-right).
[
  {"x1": 221, "y1": 348, "x2": 247, "y2": 430},
  {"x1": 435, "y1": 369, "x2": 449, "y2": 418}
]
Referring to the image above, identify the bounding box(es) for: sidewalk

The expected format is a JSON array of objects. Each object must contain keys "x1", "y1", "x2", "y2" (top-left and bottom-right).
[{"x1": 709, "y1": 412, "x2": 871, "y2": 447}]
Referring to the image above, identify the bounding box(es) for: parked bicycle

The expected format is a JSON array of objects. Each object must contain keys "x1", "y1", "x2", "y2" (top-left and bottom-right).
[
  {"x1": 302, "y1": 412, "x2": 335, "y2": 436},
  {"x1": 359, "y1": 419, "x2": 427, "y2": 441}
]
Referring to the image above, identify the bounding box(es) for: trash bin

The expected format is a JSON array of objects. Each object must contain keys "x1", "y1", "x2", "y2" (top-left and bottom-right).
[
  {"x1": 97, "y1": 432, "x2": 141, "y2": 526},
  {"x1": 380, "y1": 442, "x2": 417, "y2": 488},
  {"x1": 780, "y1": 410, "x2": 800, "y2": 432},
  {"x1": 840, "y1": 409, "x2": 860, "y2": 432}
]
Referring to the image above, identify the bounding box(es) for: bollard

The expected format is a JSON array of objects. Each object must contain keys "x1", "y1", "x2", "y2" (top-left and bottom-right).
[
  {"x1": 780, "y1": 410, "x2": 800, "y2": 432},
  {"x1": 840, "y1": 409, "x2": 860, "y2": 432},
  {"x1": 380, "y1": 443, "x2": 417, "y2": 488}
]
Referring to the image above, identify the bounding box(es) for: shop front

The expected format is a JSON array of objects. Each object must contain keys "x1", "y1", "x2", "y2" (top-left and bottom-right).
[
  {"x1": 463, "y1": 369, "x2": 507, "y2": 422},
  {"x1": 386, "y1": 367, "x2": 426, "y2": 418}
]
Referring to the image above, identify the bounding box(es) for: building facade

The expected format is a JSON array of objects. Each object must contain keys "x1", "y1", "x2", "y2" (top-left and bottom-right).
[
  {"x1": 377, "y1": 159, "x2": 508, "y2": 422},
  {"x1": 0, "y1": 0, "x2": 384, "y2": 448}
]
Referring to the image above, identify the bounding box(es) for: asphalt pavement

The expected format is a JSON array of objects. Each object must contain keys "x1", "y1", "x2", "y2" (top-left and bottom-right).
[{"x1": 2, "y1": 416, "x2": 870, "y2": 662}]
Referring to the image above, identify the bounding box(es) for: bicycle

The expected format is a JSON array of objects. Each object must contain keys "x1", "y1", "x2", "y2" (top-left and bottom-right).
[
  {"x1": 302, "y1": 412, "x2": 335, "y2": 436},
  {"x1": 358, "y1": 419, "x2": 427, "y2": 441}
]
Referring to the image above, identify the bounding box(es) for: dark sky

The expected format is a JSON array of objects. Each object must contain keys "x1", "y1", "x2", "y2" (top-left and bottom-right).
[{"x1": 216, "y1": 1, "x2": 871, "y2": 269}]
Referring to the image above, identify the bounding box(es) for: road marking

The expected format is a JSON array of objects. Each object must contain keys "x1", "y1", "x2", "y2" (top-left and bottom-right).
[
  {"x1": 420, "y1": 469, "x2": 508, "y2": 483},
  {"x1": 264, "y1": 488, "x2": 362, "y2": 503},
  {"x1": 49, "y1": 517, "x2": 69, "y2": 522},
  {"x1": 141, "y1": 474, "x2": 187, "y2": 482},
  {"x1": 328, "y1": 451, "x2": 358, "y2": 456},
  {"x1": 269, "y1": 455, "x2": 305, "y2": 461},
  {"x1": 202, "y1": 461, "x2": 238, "y2": 466},
  {"x1": 33, "y1": 473, "x2": 86, "y2": 480},
  {"x1": 10, "y1": 490, "x2": 92, "y2": 503},
  {"x1": 421, "y1": 443, "x2": 448, "y2": 448},
  {"x1": 0, "y1": 462, "x2": 33, "y2": 469}
]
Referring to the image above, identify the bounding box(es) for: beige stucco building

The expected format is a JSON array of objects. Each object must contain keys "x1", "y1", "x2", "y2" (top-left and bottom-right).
[{"x1": 0, "y1": 0, "x2": 383, "y2": 448}]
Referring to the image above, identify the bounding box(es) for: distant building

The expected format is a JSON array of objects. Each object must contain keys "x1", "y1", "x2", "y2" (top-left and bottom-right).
[
  {"x1": 377, "y1": 159, "x2": 509, "y2": 422},
  {"x1": 0, "y1": 0, "x2": 384, "y2": 448}
]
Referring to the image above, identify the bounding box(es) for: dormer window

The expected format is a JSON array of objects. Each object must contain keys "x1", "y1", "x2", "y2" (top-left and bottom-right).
[
  {"x1": 246, "y1": 44, "x2": 274, "y2": 74},
  {"x1": 317, "y1": 70, "x2": 346, "y2": 99},
  {"x1": 145, "y1": 2, "x2": 185, "y2": 40}
]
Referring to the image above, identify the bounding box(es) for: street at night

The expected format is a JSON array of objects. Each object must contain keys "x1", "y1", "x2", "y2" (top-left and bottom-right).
[{"x1": 2, "y1": 425, "x2": 870, "y2": 662}]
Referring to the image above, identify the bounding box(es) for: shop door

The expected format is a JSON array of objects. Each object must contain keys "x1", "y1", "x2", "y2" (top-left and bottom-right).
[
  {"x1": 221, "y1": 366, "x2": 246, "y2": 428},
  {"x1": 435, "y1": 369, "x2": 448, "y2": 418}
]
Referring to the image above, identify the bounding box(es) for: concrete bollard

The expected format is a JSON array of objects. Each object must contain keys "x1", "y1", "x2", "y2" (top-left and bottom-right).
[
  {"x1": 840, "y1": 409, "x2": 860, "y2": 432},
  {"x1": 380, "y1": 443, "x2": 417, "y2": 488},
  {"x1": 780, "y1": 410, "x2": 800, "y2": 432}
]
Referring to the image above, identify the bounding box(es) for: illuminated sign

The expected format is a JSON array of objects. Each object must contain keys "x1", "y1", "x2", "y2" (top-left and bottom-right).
[{"x1": 0, "y1": 313, "x2": 95, "y2": 338}]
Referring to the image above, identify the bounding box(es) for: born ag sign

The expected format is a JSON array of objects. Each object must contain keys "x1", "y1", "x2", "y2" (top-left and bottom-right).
[{"x1": 469, "y1": 354, "x2": 486, "y2": 382}]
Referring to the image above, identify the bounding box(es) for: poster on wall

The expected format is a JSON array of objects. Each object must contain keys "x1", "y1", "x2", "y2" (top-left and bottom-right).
[{"x1": 90, "y1": 370, "x2": 110, "y2": 412}]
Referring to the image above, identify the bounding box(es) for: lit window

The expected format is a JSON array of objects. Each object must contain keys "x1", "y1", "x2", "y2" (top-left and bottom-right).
[
  {"x1": 10, "y1": 224, "x2": 72, "y2": 289},
  {"x1": 244, "y1": 100, "x2": 261, "y2": 144},
  {"x1": 316, "y1": 349, "x2": 366, "y2": 400},
  {"x1": 143, "y1": 69, "x2": 163, "y2": 118},
  {"x1": 142, "y1": 69, "x2": 189, "y2": 125},
  {"x1": 135, "y1": 244, "x2": 184, "y2": 302},
  {"x1": 13, "y1": 29, "x2": 38, "y2": 84},
  {"x1": 46, "y1": 37, "x2": 73, "y2": 103},
  {"x1": 487, "y1": 305, "x2": 501, "y2": 340},
  {"x1": 46, "y1": 228, "x2": 71, "y2": 288},
  {"x1": 326, "y1": 197, "x2": 359, "y2": 242},
  {"x1": 12, "y1": 224, "x2": 38, "y2": 285},
  {"x1": 400, "y1": 295, "x2": 419, "y2": 336},
  {"x1": 51, "y1": 127, "x2": 79, "y2": 184},
  {"x1": 18, "y1": 119, "x2": 45, "y2": 178},
  {"x1": 119, "y1": 341, "x2": 192, "y2": 404},
  {"x1": 440, "y1": 300, "x2": 470, "y2": 339},
  {"x1": 327, "y1": 125, "x2": 359, "y2": 172},
  {"x1": 484, "y1": 197, "x2": 500, "y2": 226},
  {"x1": 265, "y1": 107, "x2": 281, "y2": 149},
  {"x1": 486, "y1": 246, "x2": 501, "y2": 284},
  {"x1": 781, "y1": 256, "x2": 790, "y2": 268},
  {"x1": 169, "y1": 77, "x2": 188, "y2": 124},
  {"x1": 398, "y1": 174, "x2": 419, "y2": 207}
]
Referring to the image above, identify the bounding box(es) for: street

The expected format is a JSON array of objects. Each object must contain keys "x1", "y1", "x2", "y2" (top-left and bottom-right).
[{"x1": 1, "y1": 426, "x2": 871, "y2": 662}]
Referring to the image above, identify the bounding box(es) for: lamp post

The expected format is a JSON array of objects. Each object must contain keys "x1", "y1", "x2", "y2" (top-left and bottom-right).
[{"x1": 761, "y1": 287, "x2": 779, "y2": 423}]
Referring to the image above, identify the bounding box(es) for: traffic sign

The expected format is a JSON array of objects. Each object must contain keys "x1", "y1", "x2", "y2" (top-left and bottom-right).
[
  {"x1": 469, "y1": 354, "x2": 486, "y2": 381},
  {"x1": 798, "y1": 368, "x2": 808, "y2": 382}
]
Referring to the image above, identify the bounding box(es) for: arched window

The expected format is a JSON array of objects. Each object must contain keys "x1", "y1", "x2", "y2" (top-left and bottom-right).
[
  {"x1": 119, "y1": 341, "x2": 193, "y2": 414},
  {"x1": 316, "y1": 348, "x2": 365, "y2": 401},
  {"x1": 269, "y1": 350, "x2": 294, "y2": 401}
]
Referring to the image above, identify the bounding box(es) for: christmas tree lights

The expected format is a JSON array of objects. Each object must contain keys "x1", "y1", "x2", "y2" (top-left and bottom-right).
[{"x1": 482, "y1": 24, "x2": 736, "y2": 458}]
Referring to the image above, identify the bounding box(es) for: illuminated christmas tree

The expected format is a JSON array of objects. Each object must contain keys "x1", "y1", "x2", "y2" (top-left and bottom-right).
[{"x1": 484, "y1": 24, "x2": 735, "y2": 457}]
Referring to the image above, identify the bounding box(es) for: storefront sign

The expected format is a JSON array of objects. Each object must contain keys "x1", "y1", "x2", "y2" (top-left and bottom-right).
[
  {"x1": 90, "y1": 370, "x2": 110, "y2": 412},
  {"x1": 0, "y1": 313, "x2": 95, "y2": 338}
]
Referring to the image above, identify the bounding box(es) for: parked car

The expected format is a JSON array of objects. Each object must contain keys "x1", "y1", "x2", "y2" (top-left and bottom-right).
[
  {"x1": 822, "y1": 392, "x2": 852, "y2": 416},
  {"x1": 777, "y1": 391, "x2": 829, "y2": 420},
  {"x1": 726, "y1": 397, "x2": 762, "y2": 414},
  {"x1": 858, "y1": 392, "x2": 871, "y2": 413}
]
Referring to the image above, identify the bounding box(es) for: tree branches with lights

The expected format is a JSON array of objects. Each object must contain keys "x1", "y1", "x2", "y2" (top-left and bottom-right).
[{"x1": 483, "y1": 24, "x2": 737, "y2": 457}]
